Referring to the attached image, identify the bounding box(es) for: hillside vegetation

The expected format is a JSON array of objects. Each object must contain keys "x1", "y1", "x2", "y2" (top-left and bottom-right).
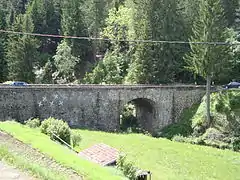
[
  {"x1": 0, "y1": 0, "x2": 239, "y2": 85},
  {"x1": 161, "y1": 89, "x2": 240, "y2": 151},
  {"x1": 0, "y1": 121, "x2": 240, "y2": 180}
]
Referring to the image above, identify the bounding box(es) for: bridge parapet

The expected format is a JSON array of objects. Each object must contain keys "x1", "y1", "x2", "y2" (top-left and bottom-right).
[{"x1": 0, "y1": 84, "x2": 208, "y2": 134}]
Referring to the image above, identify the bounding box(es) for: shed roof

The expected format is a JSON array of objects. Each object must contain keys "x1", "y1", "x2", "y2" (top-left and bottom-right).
[{"x1": 78, "y1": 143, "x2": 120, "y2": 166}]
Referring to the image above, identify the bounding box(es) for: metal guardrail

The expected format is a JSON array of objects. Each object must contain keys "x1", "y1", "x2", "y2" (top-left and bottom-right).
[{"x1": 50, "y1": 131, "x2": 78, "y2": 153}]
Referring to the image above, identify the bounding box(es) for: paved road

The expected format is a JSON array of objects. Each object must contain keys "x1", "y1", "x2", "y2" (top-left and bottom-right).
[{"x1": 0, "y1": 162, "x2": 34, "y2": 180}]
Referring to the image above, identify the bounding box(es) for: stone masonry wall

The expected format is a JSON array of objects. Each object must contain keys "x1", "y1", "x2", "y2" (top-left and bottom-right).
[{"x1": 0, "y1": 85, "x2": 206, "y2": 134}]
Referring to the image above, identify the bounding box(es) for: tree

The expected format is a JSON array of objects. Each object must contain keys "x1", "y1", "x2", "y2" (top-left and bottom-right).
[
  {"x1": 184, "y1": 0, "x2": 233, "y2": 124},
  {"x1": 61, "y1": 0, "x2": 92, "y2": 79},
  {"x1": 84, "y1": 5, "x2": 133, "y2": 85},
  {"x1": 28, "y1": 0, "x2": 61, "y2": 55},
  {"x1": 222, "y1": 0, "x2": 239, "y2": 27},
  {"x1": 83, "y1": 0, "x2": 108, "y2": 62},
  {"x1": 0, "y1": 9, "x2": 8, "y2": 81},
  {"x1": 6, "y1": 14, "x2": 39, "y2": 82},
  {"x1": 61, "y1": 0, "x2": 90, "y2": 58},
  {"x1": 53, "y1": 40, "x2": 80, "y2": 83},
  {"x1": 84, "y1": 48, "x2": 130, "y2": 84},
  {"x1": 125, "y1": 0, "x2": 187, "y2": 84}
]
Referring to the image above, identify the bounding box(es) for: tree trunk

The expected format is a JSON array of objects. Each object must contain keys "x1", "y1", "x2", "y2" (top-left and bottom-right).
[{"x1": 206, "y1": 75, "x2": 211, "y2": 125}]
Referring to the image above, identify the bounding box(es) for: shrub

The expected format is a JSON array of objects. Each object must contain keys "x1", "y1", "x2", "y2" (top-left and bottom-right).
[
  {"x1": 120, "y1": 104, "x2": 138, "y2": 131},
  {"x1": 229, "y1": 95, "x2": 240, "y2": 110},
  {"x1": 40, "y1": 118, "x2": 52, "y2": 134},
  {"x1": 117, "y1": 154, "x2": 137, "y2": 180},
  {"x1": 202, "y1": 128, "x2": 225, "y2": 141},
  {"x1": 231, "y1": 137, "x2": 240, "y2": 151},
  {"x1": 172, "y1": 135, "x2": 205, "y2": 145},
  {"x1": 71, "y1": 132, "x2": 81, "y2": 148},
  {"x1": 172, "y1": 135, "x2": 187, "y2": 143},
  {"x1": 41, "y1": 117, "x2": 71, "y2": 145},
  {"x1": 25, "y1": 118, "x2": 41, "y2": 128}
]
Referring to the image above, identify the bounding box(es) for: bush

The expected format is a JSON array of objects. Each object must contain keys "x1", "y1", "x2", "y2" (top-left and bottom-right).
[
  {"x1": 71, "y1": 132, "x2": 81, "y2": 148},
  {"x1": 40, "y1": 118, "x2": 52, "y2": 134},
  {"x1": 25, "y1": 118, "x2": 41, "y2": 128},
  {"x1": 172, "y1": 135, "x2": 205, "y2": 145},
  {"x1": 231, "y1": 137, "x2": 240, "y2": 151},
  {"x1": 40, "y1": 117, "x2": 71, "y2": 145},
  {"x1": 229, "y1": 95, "x2": 240, "y2": 110},
  {"x1": 202, "y1": 128, "x2": 225, "y2": 141},
  {"x1": 172, "y1": 135, "x2": 187, "y2": 143},
  {"x1": 117, "y1": 154, "x2": 137, "y2": 180},
  {"x1": 120, "y1": 104, "x2": 139, "y2": 131}
]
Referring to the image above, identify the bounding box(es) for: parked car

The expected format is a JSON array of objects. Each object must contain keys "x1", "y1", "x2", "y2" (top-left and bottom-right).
[
  {"x1": 222, "y1": 81, "x2": 240, "y2": 89},
  {"x1": 2, "y1": 81, "x2": 28, "y2": 86}
]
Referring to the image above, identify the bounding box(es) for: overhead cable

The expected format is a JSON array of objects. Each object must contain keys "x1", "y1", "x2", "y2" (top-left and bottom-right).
[{"x1": 0, "y1": 29, "x2": 240, "y2": 46}]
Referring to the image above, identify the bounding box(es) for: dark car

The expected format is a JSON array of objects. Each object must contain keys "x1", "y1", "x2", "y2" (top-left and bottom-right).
[{"x1": 222, "y1": 81, "x2": 240, "y2": 89}]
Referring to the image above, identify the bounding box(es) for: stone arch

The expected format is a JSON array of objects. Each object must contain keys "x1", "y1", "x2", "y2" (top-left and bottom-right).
[{"x1": 120, "y1": 97, "x2": 156, "y2": 133}]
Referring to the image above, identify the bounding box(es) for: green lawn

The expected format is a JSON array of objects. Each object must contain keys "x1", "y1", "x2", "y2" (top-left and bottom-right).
[
  {"x1": 0, "y1": 146, "x2": 67, "y2": 180},
  {"x1": 75, "y1": 130, "x2": 240, "y2": 180},
  {"x1": 1, "y1": 121, "x2": 240, "y2": 180},
  {"x1": 0, "y1": 121, "x2": 124, "y2": 180}
]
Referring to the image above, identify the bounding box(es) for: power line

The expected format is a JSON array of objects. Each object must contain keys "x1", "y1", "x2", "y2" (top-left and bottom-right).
[{"x1": 0, "y1": 29, "x2": 240, "y2": 46}]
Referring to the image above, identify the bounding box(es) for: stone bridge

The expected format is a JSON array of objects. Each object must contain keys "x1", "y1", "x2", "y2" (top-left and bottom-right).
[{"x1": 0, "y1": 85, "x2": 206, "y2": 134}]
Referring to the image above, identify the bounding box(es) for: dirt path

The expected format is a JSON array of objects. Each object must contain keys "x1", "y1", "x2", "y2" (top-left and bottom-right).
[
  {"x1": 0, "y1": 161, "x2": 35, "y2": 180},
  {"x1": 0, "y1": 131, "x2": 82, "y2": 180}
]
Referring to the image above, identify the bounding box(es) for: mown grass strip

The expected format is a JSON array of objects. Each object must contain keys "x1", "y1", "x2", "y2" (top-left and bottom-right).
[{"x1": 0, "y1": 146, "x2": 67, "y2": 180}]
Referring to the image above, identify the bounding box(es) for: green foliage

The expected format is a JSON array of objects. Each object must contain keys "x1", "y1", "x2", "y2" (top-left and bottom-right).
[
  {"x1": 125, "y1": 0, "x2": 188, "y2": 84},
  {"x1": 184, "y1": 0, "x2": 234, "y2": 80},
  {"x1": 53, "y1": 40, "x2": 80, "y2": 83},
  {"x1": 159, "y1": 104, "x2": 199, "y2": 139},
  {"x1": 169, "y1": 90, "x2": 240, "y2": 152},
  {"x1": 222, "y1": 0, "x2": 239, "y2": 27},
  {"x1": 183, "y1": 0, "x2": 234, "y2": 125},
  {"x1": 84, "y1": 48, "x2": 130, "y2": 84},
  {"x1": 117, "y1": 154, "x2": 137, "y2": 180},
  {"x1": 61, "y1": 0, "x2": 90, "y2": 59},
  {"x1": 6, "y1": 13, "x2": 39, "y2": 83},
  {"x1": 120, "y1": 104, "x2": 138, "y2": 131},
  {"x1": 71, "y1": 131, "x2": 81, "y2": 148},
  {"x1": 102, "y1": 5, "x2": 134, "y2": 42},
  {"x1": 172, "y1": 135, "x2": 205, "y2": 146},
  {"x1": 35, "y1": 59, "x2": 56, "y2": 84},
  {"x1": 231, "y1": 137, "x2": 240, "y2": 151},
  {"x1": 1, "y1": 0, "x2": 240, "y2": 84},
  {"x1": 25, "y1": 118, "x2": 41, "y2": 128},
  {"x1": 0, "y1": 9, "x2": 7, "y2": 82},
  {"x1": 40, "y1": 117, "x2": 71, "y2": 145}
]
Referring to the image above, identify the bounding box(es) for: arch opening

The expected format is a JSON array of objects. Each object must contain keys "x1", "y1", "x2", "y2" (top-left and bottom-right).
[{"x1": 120, "y1": 98, "x2": 155, "y2": 134}]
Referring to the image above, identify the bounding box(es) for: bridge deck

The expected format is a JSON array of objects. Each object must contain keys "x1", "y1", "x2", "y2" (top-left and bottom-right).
[{"x1": 0, "y1": 84, "x2": 207, "y2": 90}]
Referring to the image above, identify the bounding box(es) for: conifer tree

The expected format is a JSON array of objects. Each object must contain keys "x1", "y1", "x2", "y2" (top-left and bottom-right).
[
  {"x1": 184, "y1": 0, "x2": 233, "y2": 124},
  {"x1": 61, "y1": 0, "x2": 90, "y2": 58},
  {"x1": 6, "y1": 14, "x2": 39, "y2": 82},
  {"x1": 53, "y1": 40, "x2": 80, "y2": 83},
  {"x1": 0, "y1": 9, "x2": 8, "y2": 81},
  {"x1": 126, "y1": 0, "x2": 186, "y2": 84}
]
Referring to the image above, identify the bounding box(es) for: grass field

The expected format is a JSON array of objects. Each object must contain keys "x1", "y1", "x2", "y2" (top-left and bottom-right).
[
  {"x1": 0, "y1": 121, "x2": 125, "y2": 180},
  {"x1": 76, "y1": 130, "x2": 240, "y2": 180},
  {"x1": 1, "y1": 121, "x2": 240, "y2": 180},
  {"x1": 0, "y1": 146, "x2": 67, "y2": 180}
]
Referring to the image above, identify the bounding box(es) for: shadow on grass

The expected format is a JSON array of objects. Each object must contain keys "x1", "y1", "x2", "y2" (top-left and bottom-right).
[{"x1": 158, "y1": 104, "x2": 200, "y2": 139}]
